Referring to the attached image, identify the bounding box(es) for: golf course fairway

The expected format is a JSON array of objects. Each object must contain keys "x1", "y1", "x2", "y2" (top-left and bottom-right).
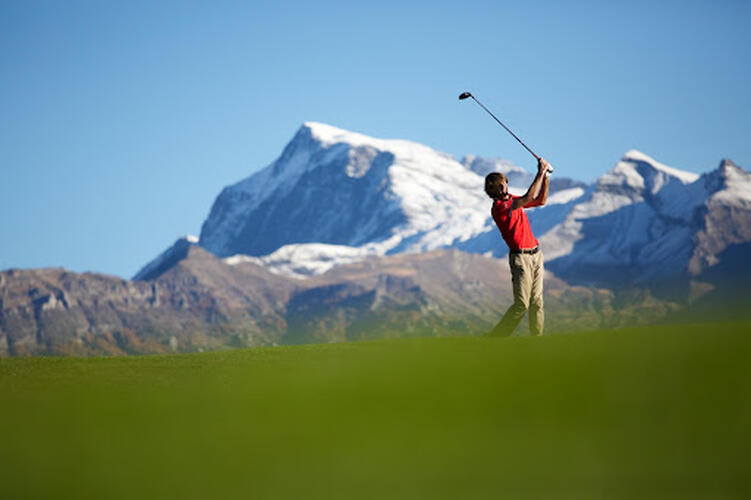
[{"x1": 2, "y1": 323, "x2": 749, "y2": 499}]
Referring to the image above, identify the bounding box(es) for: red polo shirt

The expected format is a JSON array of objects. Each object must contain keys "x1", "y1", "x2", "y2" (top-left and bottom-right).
[{"x1": 491, "y1": 196, "x2": 539, "y2": 251}]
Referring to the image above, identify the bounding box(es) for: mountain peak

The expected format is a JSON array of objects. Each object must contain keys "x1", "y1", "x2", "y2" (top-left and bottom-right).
[
  {"x1": 301, "y1": 121, "x2": 393, "y2": 149},
  {"x1": 298, "y1": 122, "x2": 442, "y2": 160},
  {"x1": 599, "y1": 150, "x2": 699, "y2": 194},
  {"x1": 621, "y1": 150, "x2": 699, "y2": 183},
  {"x1": 704, "y1": 158, "x2": 751, "y2": 207},
  {"x1": 302, "y1": 121, "x2": 362, "y2": 144},
  {"x1": 199, "y1": 122, "x2": 489, "y2": 261},
  {"x1": 133, "y1": 236, "x2": 200, "y2": 281},
  {"x1": 703, "y1": 158, "x2": 746, "y2": 185},
  {"x1": 718, "y1": 158, "x2": 741, "y2": 173},
  {"x1": 621, "y1": 149, "x2": 653, "y2": 162}
]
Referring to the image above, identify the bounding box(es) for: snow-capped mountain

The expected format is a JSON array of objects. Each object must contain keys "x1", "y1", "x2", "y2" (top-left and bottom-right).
[
  {"x1": 199, "y1": 122, "x2": 490, "y2": 262},
  {"x1": 541, "y1": 152, "x2": 751, "y2": 289},
  {"x1": 195, "y1": 122, "x2": 584, "y2": 277},
  {"x1": 138, "y1": 122, "x2": 749, "y2": 291},
  {"x1": 687, "y1": 159, "x2": 751, "y2": 276}
]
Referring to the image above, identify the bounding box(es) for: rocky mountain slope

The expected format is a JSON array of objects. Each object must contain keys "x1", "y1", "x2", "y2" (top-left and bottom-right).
[
  {"x1": 0, "y1": 244, "x2": 297, "y2": 356},
  {"x1": 1, "y1": 245, "x2": 679, "y2": 357}
]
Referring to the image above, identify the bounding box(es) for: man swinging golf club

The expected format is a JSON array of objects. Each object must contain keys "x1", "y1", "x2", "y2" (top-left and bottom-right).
[
  {"x1": 485, "y1": 160, "x2": 550, "y2": 337},
  {"x1": 459, "y1": 90, "x2": 553, "y2": 336}
]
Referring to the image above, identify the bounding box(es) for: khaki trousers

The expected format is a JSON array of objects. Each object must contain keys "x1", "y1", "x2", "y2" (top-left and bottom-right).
[{"x1": 490, "y1": 250, "x2": 544, "y2": 337}]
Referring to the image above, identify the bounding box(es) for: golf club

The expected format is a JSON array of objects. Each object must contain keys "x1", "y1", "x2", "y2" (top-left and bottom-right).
[{"x1": 459, "y1": 92, "x2": 553, "y2": 173}]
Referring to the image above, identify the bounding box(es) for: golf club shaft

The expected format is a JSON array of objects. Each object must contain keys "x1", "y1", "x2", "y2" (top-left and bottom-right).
[{"x1": 469, "y1": 96, "x2": 539, "y2": 161}]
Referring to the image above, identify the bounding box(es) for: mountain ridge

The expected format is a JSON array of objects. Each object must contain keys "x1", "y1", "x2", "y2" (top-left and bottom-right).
[
  {"x1": 193, "y1": 122, "x2": 590, "y2": 278},
  {"x1": 1, "y1": 247, "x2": 682, "y2": 356},
  {"x1": 183, "y1": 123, "x2": 749, "y2": 291}
]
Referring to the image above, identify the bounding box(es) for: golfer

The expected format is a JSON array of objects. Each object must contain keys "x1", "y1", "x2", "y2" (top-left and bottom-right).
[{"x1": 485, "y1": 158, "x2": 550, "y2": 336}]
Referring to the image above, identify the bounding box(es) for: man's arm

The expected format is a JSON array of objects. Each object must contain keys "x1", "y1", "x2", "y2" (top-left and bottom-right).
[
  {"x1": 512, "y1": 158, "x2": 550, "y2": 210},
  {"x1": 524, "y1": 172, "x2": 549, "y2": 208}
]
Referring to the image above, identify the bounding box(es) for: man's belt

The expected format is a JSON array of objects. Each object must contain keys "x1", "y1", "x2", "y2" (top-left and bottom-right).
[{"x1": 510, "y1": 246, "x2": 539, "y2": 255}]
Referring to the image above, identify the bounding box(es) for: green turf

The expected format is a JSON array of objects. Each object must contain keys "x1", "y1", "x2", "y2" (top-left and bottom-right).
[{"x1": 1, "y1": 323, "x2": 750, "y2": 499}]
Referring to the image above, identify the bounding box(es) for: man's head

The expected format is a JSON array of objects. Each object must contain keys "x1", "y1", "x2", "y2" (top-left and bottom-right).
[{"x1": 484, "y1": 172, "x2": 508, "y2": 199}]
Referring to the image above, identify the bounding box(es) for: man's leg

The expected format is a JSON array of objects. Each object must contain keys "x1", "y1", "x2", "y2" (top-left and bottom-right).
[
  {"x1": 490, "y1": 254, "x2": 532, "y2": 337},
  {"x1": 529, "y1": 250, "x2": 544, "y2": 336}
]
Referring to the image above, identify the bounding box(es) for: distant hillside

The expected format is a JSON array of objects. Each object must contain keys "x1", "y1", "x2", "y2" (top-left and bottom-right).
[{"x1": 0, "y1": 245, "x2": 679, "y2": 357}]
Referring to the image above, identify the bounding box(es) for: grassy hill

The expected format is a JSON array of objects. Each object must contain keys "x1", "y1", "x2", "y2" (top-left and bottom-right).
[{"x1": 1, "y1": 323, "x2": 749, "y2": 499}]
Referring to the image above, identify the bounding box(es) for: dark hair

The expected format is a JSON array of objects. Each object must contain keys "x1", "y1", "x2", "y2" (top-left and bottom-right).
[{"x1": 484, "y1": 172, "x2": 508, "y2": 199}]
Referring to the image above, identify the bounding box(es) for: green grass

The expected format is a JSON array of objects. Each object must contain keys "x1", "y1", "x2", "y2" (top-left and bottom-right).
[{"x1": 2, "y1": 323, "x2": 750, "y2": 499}]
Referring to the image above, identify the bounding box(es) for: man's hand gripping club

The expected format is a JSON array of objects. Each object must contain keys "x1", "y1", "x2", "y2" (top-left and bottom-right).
[{"x1": 511, "y1": 158, "x2": 551, "y2": 211}]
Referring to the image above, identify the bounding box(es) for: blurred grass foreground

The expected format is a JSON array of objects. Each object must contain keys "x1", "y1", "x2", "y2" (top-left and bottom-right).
[{"x1": 1, "y1": 323, "x2": 750, "y2": 499}]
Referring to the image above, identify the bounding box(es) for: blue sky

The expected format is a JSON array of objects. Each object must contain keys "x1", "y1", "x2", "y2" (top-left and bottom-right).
[{"x1": 2, "y1": 0, "x2": 750, "y2": 278}]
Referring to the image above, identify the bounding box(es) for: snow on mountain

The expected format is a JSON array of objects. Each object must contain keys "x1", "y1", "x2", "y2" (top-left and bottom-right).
[
  {"x1": 547, "y1": 186, "x2": 587, "y2": 205},
  {"x1": 707, "y1": 159, "x2": 751, "y2": 207},
  {"x1": 541, "y1": 152, "x2": 750, "y2": 287},
  {"x1": 224, "y1": 243, "x2": 374, "y2": 278},
  {"x1": 326, "y1": 143, "x2": 748, "y2": 289},
  {"x1": 540, "y1": 152, "x2": 698, "y2": 269},
  {"x1": 136, "y1": 123, "x2": 749, "y2": 290},
  {"x1": 601, "y1": 150, "x2": 699, "y2": 190},
  {"x1": 687, "y1": 159, "x2": 751, "y2": 277},
  {"x1": 191, "y1": 123, "x2": 591, "y2": 277},
  {"x1": 199, "y1": 122, "x2": 492, "y2": 267}
]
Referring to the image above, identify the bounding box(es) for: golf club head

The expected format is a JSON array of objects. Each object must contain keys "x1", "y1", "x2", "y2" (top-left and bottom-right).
[{"x1": 458, "y1": 92, "x2": 472, "y2": 100}]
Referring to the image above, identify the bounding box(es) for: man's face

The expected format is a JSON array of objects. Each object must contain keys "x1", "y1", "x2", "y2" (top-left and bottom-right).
[{"x1": 499, "y1": 178, "x2": 509, "y2": 197}]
